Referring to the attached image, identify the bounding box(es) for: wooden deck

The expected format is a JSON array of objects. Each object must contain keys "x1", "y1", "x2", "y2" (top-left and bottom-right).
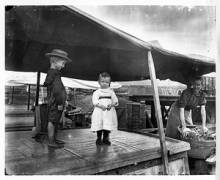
[{"x1": 5, "y1": 129, "x2": 190, "y2": 175}]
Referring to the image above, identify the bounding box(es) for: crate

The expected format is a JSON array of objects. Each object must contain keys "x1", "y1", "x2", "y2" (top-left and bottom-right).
[
  {"x1": 202, "y1": 76, "x2": 215, "y2": 96},
  {"x1": 126, "y1": 103, "x2": 147, "y2": 130}
]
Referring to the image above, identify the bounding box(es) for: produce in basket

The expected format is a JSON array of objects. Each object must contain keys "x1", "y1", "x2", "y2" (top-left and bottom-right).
[{"x1": 178, "y1": 126, "x2": 215, "y2": 141}]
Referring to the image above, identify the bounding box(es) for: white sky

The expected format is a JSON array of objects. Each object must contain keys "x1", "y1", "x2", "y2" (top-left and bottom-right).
[{"x1": 74, "y1": 5, "x2": 216, "y2": 59}]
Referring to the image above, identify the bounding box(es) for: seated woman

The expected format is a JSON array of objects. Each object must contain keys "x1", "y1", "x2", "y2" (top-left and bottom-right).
[{"x1": 166, "y1": 76, "x2": 208, "y2": 139}]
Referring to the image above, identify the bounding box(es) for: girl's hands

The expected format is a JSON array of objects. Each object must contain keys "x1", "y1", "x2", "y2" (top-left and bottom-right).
[
  {"x1": 107, "y1": 104, "x2": 112, "y2": 111},
  {"x1": 96, "y1": 104, "x2": 107, "y2": 111},
  {"x1": 100, "y1": 105, "x2": 107, "y2": 111},
  {"x1": 96, "y1": 103, "x2": 116, "y2": 111},
  {"x1": 107, "y1": 103, "x2": 117, "y2": 110}
]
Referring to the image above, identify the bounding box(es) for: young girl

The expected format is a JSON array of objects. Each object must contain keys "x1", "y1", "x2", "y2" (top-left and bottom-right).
[{"x1": 91, "y1": 72, "x2": 118, "y2": 145}]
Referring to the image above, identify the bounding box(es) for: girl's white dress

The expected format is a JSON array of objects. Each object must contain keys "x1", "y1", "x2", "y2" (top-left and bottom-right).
[{"x1": 91, "y1": 88, "x2": 118, "y2": 131}]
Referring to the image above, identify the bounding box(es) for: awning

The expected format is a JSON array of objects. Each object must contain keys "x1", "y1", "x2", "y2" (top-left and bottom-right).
[
  {"x1": 5, "y1": 71, "x2": 121, "y2": 89},
  {"x1": 5, "y1": 6, "x2": 215, "y2": 84}
]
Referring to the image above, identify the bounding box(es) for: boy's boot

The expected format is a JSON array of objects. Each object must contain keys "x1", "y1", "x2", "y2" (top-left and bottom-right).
[
  {"x1": 96, "y1": 130, "x2": 103, "y2": 145},
  {"x1": 54, "y1": 123, "x2": 65, "y2": 144},
  {"x1": 47, "y1": 122, "x2": 63, "y2": 148},
  {"x1": 103, "y1": 130, "x2": 111, "y2": 145}
]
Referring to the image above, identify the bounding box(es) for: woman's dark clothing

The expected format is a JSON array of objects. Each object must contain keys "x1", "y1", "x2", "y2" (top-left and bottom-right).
[
  {"x1": 165, "y1": 88, "x2": 206, "y2": 139},
  {"x1": 177, "y1": 88, "x2": 206, "y2": 110}
]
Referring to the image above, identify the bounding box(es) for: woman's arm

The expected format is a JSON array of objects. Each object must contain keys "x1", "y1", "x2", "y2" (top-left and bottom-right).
[
  {"x1": 179, "y1": 107, "x2": 186, "y2": 128},
  {"x1": 201, "y1": 105, "x2": 208, "y2": 132},
  {"x1": 180, "y1": 107, "x2": 191, "y2": 136}
]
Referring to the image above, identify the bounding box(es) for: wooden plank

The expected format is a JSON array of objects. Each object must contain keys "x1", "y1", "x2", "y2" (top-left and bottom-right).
[
  {"x1": 5, "y1": 129, "x2": 189, "y2": 175},
  {"x1": 64, "y1": 141, "x2": 140, "y2": 162},
  {"x1": 5, "y1": 149, "x2": 26, "y2": 161},
  {"x1": 65, "y1": 149, "x2": 187, "y2": 175},
  {"x1": 62, "y1": 148, "x2": 162, "y2": 175},
  {"x1": 6, "y1": 151, "x2": 88, "y2": 175},
  {"x1": 112, "y1": 139, "x2": 145, "y2": 151},
  {"x1": 133, "y1": 130, "x2": 190, "y2": 153},
  {"x1": 99, "y1": 154, "x2": 185, "y2": 175},
  {"x1": 7, "y1": 143, "x2": 160, "y2": 175},
  {"x1": 147, "y1": 50, "x2": 169, "y2": 174},
  {"x1": 168, "y1": 142, "x2": 190, "y2": 155},
  {"x1": 134, "y1": 129, "x2": 177, "y2": 142}
]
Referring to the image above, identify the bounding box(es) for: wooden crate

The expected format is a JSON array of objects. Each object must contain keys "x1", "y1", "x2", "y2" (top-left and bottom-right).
[
  {"x1": 126, "y1": 103, "x2": 146, "y2": 130},
  {"x1": 202, "y1": 76, "x2": 215, "y2": 96}
]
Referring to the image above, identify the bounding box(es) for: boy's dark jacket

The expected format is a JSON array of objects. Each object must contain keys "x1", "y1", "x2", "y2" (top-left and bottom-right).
[{"x1": 44, "y1": 69, "x2": 67, "y2": 106}]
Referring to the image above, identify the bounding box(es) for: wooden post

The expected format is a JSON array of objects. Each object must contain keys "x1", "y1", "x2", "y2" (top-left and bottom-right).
[
  {"x1": 27, "y1": 84, "x2": 31, "y2": 110},
  {"x1": 183, "y1": 152, "x2": 190, "y2": 175},
  {"x1": 73, "y1": 88, "x2": 76, "y2": 105},
  {"x1": 34, "y1": 72, "x2": 41, "y2": 127},
  {"x1": 35, "y1": 72, "x2": 41, "y2": 106},
  {"x1": 147, "y1": 50, "x2": 169, "y2": 174}
]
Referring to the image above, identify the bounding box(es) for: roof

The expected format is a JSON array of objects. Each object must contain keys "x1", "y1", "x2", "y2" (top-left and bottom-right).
[{"x1": 5, "y1": 6, "x2": 215, "y2": 84}]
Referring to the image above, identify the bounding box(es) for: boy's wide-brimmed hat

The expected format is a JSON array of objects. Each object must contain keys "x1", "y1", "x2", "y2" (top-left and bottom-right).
[{"x1": 45, "y1": 49, "x2": 72, "y2": 63}]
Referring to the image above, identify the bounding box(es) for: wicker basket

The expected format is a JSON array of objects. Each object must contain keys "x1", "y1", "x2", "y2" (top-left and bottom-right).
[{"x1": 178, "y1": 126, "x2": 216, "y2": 159}]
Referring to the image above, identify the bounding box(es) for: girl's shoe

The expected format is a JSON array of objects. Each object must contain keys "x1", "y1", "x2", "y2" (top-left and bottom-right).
[
  {"x1": 103, "y1": 130, "x2": 111, "y2": 145},
  {"x1": 96, "y1": 139, "x2": 102, "y2": 145},
  {"x1": 96, "y1": 130, "x2": 103, "y2": 145},
  {"x1": 103, "y1": 139, "x2": 111, "y2": 145}
]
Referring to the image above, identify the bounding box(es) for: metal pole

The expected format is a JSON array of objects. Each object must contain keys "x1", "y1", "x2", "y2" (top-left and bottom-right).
[{"x1": 147, "y1": 50, "x2": 169, "y2": 174}]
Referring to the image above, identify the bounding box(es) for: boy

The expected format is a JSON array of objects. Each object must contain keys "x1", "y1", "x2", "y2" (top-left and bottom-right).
[{"x1": 44, "y1": 49, "x2": 72, "y2": 148}]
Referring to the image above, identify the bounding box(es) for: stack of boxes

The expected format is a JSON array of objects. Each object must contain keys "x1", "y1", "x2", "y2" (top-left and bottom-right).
[{"x1": 126, "y1": 102, "x2": 147, "y2": 130}]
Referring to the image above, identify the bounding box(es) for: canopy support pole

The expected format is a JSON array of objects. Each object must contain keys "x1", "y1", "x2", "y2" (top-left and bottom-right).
[
  {"x1": 35, "y1": 72, "x2": 41, "y2": 106},
  {"x1": 27, "y1": 84, "x2": 31, "y2": 110},
  {"x1": 73, "y1": 88, "x2": 76, "y2": 105},
  {"x1": 147, "y1": 50, "x2": 169, "y2": 175},
  {"x1": 34, "y1": 72, "x2": 41, "y2": 127}
]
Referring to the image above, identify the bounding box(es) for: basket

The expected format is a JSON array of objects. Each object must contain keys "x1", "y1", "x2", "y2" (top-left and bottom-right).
[{"x1": 178, "y1": 126, "x2": 216, "y2": 159}]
